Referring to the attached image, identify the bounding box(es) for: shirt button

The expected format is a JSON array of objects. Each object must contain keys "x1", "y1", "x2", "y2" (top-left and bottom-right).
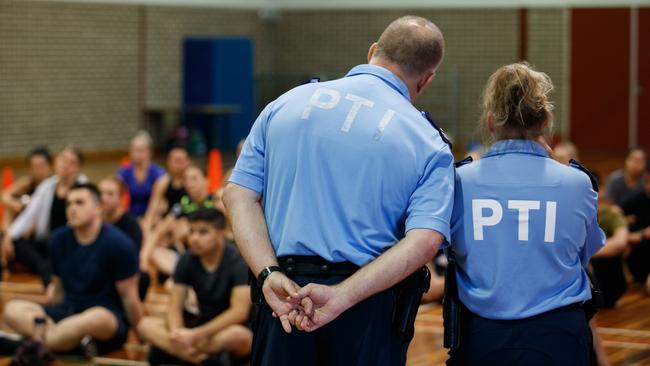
[{"x1": 321, "y1": 265, "x2": 329, "y2": 272}]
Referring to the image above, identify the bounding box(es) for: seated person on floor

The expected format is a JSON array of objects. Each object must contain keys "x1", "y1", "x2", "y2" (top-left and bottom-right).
[
  {"x1": 2, "y1": 146, "x2": 87, "y2": 286},
  {"x1": 590, "y1": 197, "x2": 629, "y2": 308},
  {"x1": 118, "y1": 131, "x2": 165, "y2": 219},
  {"x1": 605, "y1": 148, "x2": 647, "y2": 208},
  {"x1": 140, "y1": 165, "x2": 215, "y2": 276},
  {"x1": 1, "y1": 147, "x2": 53, "y2": 236},
  {"x1": 621, "y1": 164, "x2": 650, "y2": 292},
  {"x1": 141, "y1": 145, "x2": 191, "y2": 239},
  {"x1": 137, "y1": 208, "x2": 251, "y2": 365},
  {"x1": 99, "y1": 176, "x2": 149, "y2": 300},
  {"x1": 98, "y1": 176, "x2": 142, "y2": 249},
  {"x1": 2, "y1": 182, "x2": 142, "y2": 355}
]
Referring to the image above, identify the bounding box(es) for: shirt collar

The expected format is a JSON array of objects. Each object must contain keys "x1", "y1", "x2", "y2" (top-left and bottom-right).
[
  {"x1": 345, "y1": 64, "x2": 410, "y2": 100},
  {"x1": 482, "y1": 139, "x2": 550, "y2": 159}
]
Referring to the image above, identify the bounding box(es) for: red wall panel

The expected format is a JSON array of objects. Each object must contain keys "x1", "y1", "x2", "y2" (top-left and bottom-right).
[
  {"x1": 571, "y1": 9, "x2": 630, "y2": 152},
  {"x1": 638, "y1": 8, "x2": 650, "y2": 150}
]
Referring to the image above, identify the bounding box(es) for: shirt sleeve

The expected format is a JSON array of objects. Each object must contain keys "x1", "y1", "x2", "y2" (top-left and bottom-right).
[
  {"x1": 109, "y1": 230, "x2": 139, "y2": 282},
  {"x1": 447, "y1": 172, "x2": 464, "y2": 250},
  {"x1": 228, "y1": 103, "x2": 274, "y2": 194},
  {"x1": 173, "y1": 253, "x2": 194, "y2": 286},
  {"x1": 580, "y1": 185, "x2": 606, "y2": 266},
  {"x1": 405, "y1": 145, "x2": 455, "y2": 243}
]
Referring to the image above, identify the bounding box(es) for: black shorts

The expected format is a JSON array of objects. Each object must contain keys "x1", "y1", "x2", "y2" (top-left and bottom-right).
[{"x1": 43, "y1": 302, "x2": 129, "y2": 354}]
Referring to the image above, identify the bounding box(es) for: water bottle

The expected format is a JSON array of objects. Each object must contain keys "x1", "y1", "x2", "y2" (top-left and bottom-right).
[{"x1": 33, "y1": 316, "x2": 46, "y2": 343}]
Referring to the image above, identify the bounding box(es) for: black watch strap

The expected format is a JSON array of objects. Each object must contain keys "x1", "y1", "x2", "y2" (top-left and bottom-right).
[{"x1": 257, "y1": 266, "x2": 282, "y2": 288}]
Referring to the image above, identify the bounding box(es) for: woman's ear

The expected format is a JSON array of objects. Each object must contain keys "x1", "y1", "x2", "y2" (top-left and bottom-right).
[{"x1": 486, "y1": 112, "x2": 495, "y2": 133}]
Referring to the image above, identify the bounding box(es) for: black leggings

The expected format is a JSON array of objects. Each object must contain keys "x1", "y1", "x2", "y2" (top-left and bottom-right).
[{"x1": 13, "y1": 238, "x2": 51, "y2": 286}]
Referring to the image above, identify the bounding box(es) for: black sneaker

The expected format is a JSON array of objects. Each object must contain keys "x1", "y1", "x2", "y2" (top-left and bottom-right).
[
  {"x1": 0, "y1": 331, "x2": 22, "y2": 356},
  {"x1": 79, "y1": 336, "x2": 98, "y2": 360}
]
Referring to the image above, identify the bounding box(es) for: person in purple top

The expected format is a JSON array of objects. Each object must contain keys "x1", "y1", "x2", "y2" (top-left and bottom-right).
[{"x1": 118, "y1": 131, "x2": 165, "y2": 218}]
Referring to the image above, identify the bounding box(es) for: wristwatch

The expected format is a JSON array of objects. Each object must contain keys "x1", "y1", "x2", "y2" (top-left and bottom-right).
[{"x1": 257, "y1": 266, "x2": 282, "y2": 289}]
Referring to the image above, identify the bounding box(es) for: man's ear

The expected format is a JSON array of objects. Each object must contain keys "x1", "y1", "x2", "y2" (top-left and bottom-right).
[
  {"x1": 367, "y1": 42, "x2": 378, "y2": 63},
  {"x1": 416, "y1": 71, "x2": 435, "y2": 95}
]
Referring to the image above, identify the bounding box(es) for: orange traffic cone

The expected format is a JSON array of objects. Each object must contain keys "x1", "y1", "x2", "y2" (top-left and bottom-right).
[
  {"x1": 207, "y1": 149, "x2": 224, "y2": 193},
  {"x1": 0, "y1": 167, "x2": 15, "y2": 224}
]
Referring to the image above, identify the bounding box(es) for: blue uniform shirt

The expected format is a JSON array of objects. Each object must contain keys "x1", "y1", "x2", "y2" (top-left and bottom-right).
[
  {"x1": 450, "y1": 139, "x2": 606, "y2": 319},
  {"x1": 230, "y1": 64, "x2": 454, "y2": 266}
]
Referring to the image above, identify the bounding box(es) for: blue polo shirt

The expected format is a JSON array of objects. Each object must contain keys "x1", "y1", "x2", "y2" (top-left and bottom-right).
[
  {"x1": 230, "y1": 64, "x2": 454, "y2": 266},
  {"x1": 450, "y1": 139, "x2": 606, "y2": 319}
]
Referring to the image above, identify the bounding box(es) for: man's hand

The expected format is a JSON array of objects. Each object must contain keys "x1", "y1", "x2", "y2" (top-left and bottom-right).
[
  {"x1": 169, "y1": 329, "x2": 208, "y2": 364},
  {"x1": 293, "y1": 283, "x2": 351, "y2": 332},
  {"x1": 262, "y1": 271, "x2": 302, "y2": 333},
  {"x1": 169, "y1": 327, "x2": 202, "y2": 347},
  {"x1": 1, "y1": 236, "x2": 15, "y2": 266}
]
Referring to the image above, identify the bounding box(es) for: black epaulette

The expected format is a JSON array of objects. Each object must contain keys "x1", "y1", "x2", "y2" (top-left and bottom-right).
[
  {"x1": 302, "y1": 77, "x2": 320, "y2": 84},
  {"x1": 421, "y1": 111, "x2": 452, "y2": 150},
  {"x1": 454, "y1": 156, "x2": 473, "y2": 168},
  {"x1": 569, "y1": 159, "x2": 599, "y2": 192}
]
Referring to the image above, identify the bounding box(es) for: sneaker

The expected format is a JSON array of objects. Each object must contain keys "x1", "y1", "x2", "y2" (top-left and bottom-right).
[{"x1": 79, "y1": 336, "x2": 98, "y2": 360}]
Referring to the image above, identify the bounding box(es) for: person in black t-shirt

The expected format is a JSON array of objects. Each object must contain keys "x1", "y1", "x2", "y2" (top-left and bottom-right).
[
  {"x1": 137, "y1": 208, "x2": 251, "y2": 365},
  {"x1": 622, "y1": 165, "x2": 650, "y2": 292},
  {"x1": 2, "y1": 183, "x2": 142, "y2": 354},
  {"x1": 98, "y1": 176, "x2": 142, "y2": 250},
  {"x1": 99, "y1": 176, "x2": 150, "y2": 300}
]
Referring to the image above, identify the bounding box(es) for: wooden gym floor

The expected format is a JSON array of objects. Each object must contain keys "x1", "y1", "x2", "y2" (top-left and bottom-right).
[{"x1": 0, "y1": 271, "x2": 648, "y2": 365}]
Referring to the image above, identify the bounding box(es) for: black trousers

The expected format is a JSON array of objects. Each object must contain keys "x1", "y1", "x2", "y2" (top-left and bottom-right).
[
  {"x1": 251, "y1": 274, "x2": 410, "y2": 366},
  {"x1": 591, "y1": 257, "x2": 627, "y2": 308},
  {"x1": 13, "y1": 238, "x2": 51, "y2": 286},
  {"x1": 447, "y1": 304, "x2": 592, "y2": 366},
  {"x1": 626, "y1": 239, "x2": 650, "y2": 283}
]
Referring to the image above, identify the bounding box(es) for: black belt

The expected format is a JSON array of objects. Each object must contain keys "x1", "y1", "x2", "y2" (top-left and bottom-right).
[{"x1": 278, "y1": 256, "x2": 359, "y2": 277}]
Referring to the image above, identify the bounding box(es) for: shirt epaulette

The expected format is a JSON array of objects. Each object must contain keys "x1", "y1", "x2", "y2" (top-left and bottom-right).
[
  {"x1": 302, "y1": 77, "x2": 320, "y2": 84},
  {"x1": 421, "y1": 111, "x2": 452, "y2": 150},
  {"x1": 454, "y1": 156, "x2": 473, "y2": 168},
  {"x1": 569, "y1": 159, "x2": 599, "y2": 192}
]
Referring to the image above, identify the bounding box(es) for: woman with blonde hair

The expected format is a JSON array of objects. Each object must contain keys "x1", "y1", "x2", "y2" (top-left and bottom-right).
[
  {"x1": 447, "y1": 63, "x2": 605, "y2": 365},
  {"x1": 118, "y1": 130, "x2": 165, "y2": 218}
]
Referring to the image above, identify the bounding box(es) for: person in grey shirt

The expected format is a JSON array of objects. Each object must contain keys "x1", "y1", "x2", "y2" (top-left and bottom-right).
[{"x1": 605, "y1": 148, "x2": 646, "y2": 207}]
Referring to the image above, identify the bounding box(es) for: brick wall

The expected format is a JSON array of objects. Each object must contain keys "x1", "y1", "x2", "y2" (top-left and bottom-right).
[
  {"x1": 273, "y1": 9, "x2": 518, "y2": 147},
  {"x1": 0, "y1": 2, "x2": 570, "y2": 157},
  {"x1": 0, "y1": 0, "x2": 140, "y2": 157},
  {"x1": 528, "y1": 8, "x2": 570, "y2": 141}
]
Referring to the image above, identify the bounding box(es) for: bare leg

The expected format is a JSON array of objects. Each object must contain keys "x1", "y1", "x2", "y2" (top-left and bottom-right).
[
  {"x1": 197, "y1": 325, "x2": 252, "y2": 358},
  {"x1": 3, "y1": 299, "x2": 52, "y2": 336},
  {"x1": 137, "y1": 316, "x2": 207, "y2": 364},
  {"x1": 45, "y1": 307, "x2": 118, "y2": 352},
  {"x1": 4, "y1": 301, "x2": 118, "y2": 352}
]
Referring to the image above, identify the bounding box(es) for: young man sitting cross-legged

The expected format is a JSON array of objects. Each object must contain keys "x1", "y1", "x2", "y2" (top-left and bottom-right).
[
  {"x1": 2, "y1": 182, "x2": 142, "y2": 355},
  {"x1": 137, "y1": 208, "x2": 252, "y2": 365}
]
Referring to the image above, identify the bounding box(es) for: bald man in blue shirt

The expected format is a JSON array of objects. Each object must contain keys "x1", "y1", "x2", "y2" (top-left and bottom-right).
[{"x1": 224, "y1": 15, "x2": 453, "y2": 366}]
